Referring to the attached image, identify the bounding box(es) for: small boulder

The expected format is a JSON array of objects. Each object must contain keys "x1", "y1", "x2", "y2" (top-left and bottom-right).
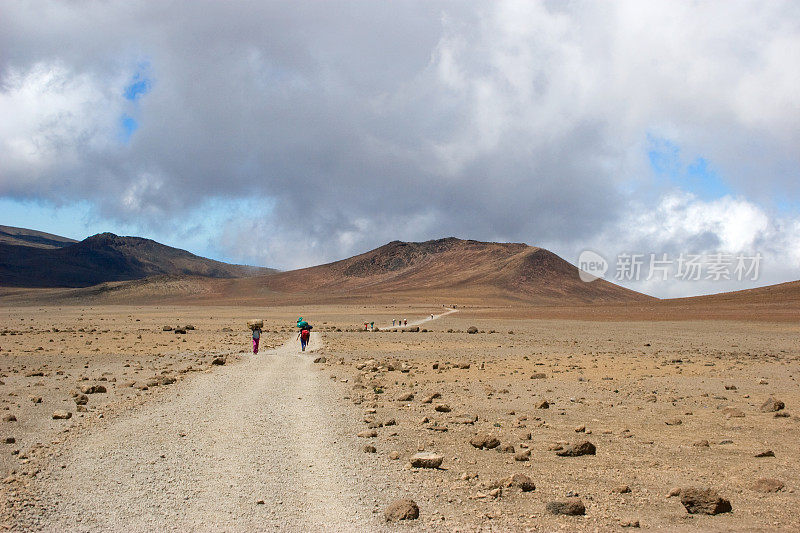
[
  {"x1": 357, "y1": 429, "x2": 377, "y2": 438},
  {"x1": 503, "y1": 473, "x2": 535, "y2": 492},
  {"x1": 514, "y1": 449, "x2": 531, "y2": 461},
  {"x1": 74, "y1": 394, "x2": 89, "y2": 406},
  {"x1": 363, "y1": 444, "x2": 377, "y2": 453},
  {"x1": 2, "y1": 415, "x2": 17, "y2": 422},
  {"x1": 556, "y1": 441, "x2": 596, "y2": 457},
  {"x1": 470, "y1": 433, "x2": 501, "y2": 449},
  {"x1": 434, "y1": 404, "x2": 451, "y2": 413},
  {"x1": 536, "y1": 400, "x2": 550, "y2": 409},
  {"x1": 52, "y1": 410, "x2": 72, "y2": 420},
  {"x1": 467, "y1": 326, "x2": 478, "y2": 334},
  {"x1": 211, "y1": 357, "x2": 225, "y2": 366},
  {"x1": 546, "y1": 498, "x2": 585, "y2": 516},
  {"x1": 396, "y1": 392, "x2": 414, "y2": 401},
  {"x1": 755, "y1": 449, "x2": 775, "y2": 457},
  {"x1": 760, "y1": 398, "x2": 785, "y2": 412},
  {"x1": 409, "y1": 452, "x2": 443, "y2": 469},
  {"x1": 612, "y1": 485, "x2": 631, "y2": 494},
  {"x1": 680, "y1": 488, "x2": 732, "y2": 515},
  {"x1": 384, "y1": 499, "x2": 419, "y2": 521},
  {"x1": 750, "y1": 478, "x2": 784, "y2": 493}
]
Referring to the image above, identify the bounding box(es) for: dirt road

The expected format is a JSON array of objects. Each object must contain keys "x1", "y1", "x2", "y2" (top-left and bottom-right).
[
  {"x1": 383, "y1": 307, "x2": 458, "y2": 329},
  {"x1": 21, "y1": 333, "x2": 390, "y2": 532}
]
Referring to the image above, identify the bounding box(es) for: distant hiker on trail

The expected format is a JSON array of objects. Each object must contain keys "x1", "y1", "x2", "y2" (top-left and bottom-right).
[
  {"x1": 431, "y1": 314, "x2": 434, "y2": 320},
  {"x1": 392, "y1": 319, "x2": 396, "y2": 326},
  {"x1": 364, "y1": 322, "x2": 369, "y2": 331},
  {"x1": 296, "y1": 317, "x2": 312, "y2": 352},
  {"x1": 370, "y1": 321, "x2": 374, "y2": 331},
  {"x1": 403, "y1": 319, "x2": 407, "y2": 326},
  {"x1": 297, "y1": 327, "x2": 310, "y2": 351},
  {"x1": 252, "y1": 326, "x2": 261, "y2": 354}
]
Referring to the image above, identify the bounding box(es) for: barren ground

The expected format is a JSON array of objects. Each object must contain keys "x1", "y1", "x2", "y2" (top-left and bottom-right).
[{"x1": 1, "y1": 304, "x2": 799, "y2": 531}]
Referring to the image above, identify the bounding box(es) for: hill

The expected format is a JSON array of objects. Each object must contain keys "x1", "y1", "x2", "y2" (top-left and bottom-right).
[
  {"x1": 244, "y1": 237, "x2": 652, "y2": 304},
  {"x1": 0, "y1": 228, "x2": 274, "y2": 288},
  {"x1": 0, "y1": 225, "x2": 77, "y2": 249}
]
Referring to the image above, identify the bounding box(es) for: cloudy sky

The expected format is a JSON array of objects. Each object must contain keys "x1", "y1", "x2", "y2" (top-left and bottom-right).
[{"x1": 2, "y1": 1, "x2": 799, "y2": 297}]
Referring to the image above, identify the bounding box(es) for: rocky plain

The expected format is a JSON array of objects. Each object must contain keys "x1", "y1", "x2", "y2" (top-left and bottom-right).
[{"x1": 1, "y1": 303, "x2": 798, "y2": 531}]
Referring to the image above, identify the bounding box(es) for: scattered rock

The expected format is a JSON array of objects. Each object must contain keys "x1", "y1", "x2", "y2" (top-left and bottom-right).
[
  {"x1": 467, "y1": 326, "x2": 478, "y2": 334},
  {"x1": 680, "y1": 488, "x2": 732, "y2": 515},
  {"x1": 470, "y1": 433, "x2": 501, "y2": 449},
  {"x1": 612, "y1": 485, "x2": 631, "y2": 494},
  {"x1": 530, "y1": 372, "x2": 546, "y2": 379},
  {"x1": 750, "y1": 478, "x2": 784, "y2": 493},
  {"x1": 546, "y1": 498, "x2": 585, "y2": 516},
  {"x1": 313, "y1": 356, "x2": 326, "y2": 363},
  {"x1": 389, "y1": 451, "x2": 400, "y2": 460},
  {"x1": 667, "y1": 487, "x2": 681, "y2": 498},
  {"x1": 556, "y1": 441, "x2": 596, "y2": 457},
  {"x1": 665, "y1": 418, "x2": 682, "y2": 426},
  {"x1": 384, "y1": 499, "x2": 419, "y2": 521},
  {"x1": 4, "y1": 437, "x2": 15, "y2": 444},
  {"x1": 514, "y1": 449, "x2": 531, "y2": 461},
  {"x1": 421, "y1": 392, "x2": 441, "y2": 404},
  {"x1": 502, "y1": 473, "x2": 535, "y2": 492},
  {"x1": 409, "y1": 452, "x2": 443, "y2": 469},
  {"x1": 760, "y1": 398, "x2": 785, "y2": 412},
  {"x1": 434, "y1": 404, "x2": 451, "y2": 413},
  {"x1": 363, "y1": 444, "x2": 377, "y2": 453},
  {"x1": 80, "y1": 384, "x2": 107, "y2": 394},
  {"x1": 536, "y1": 400, "x2": 549, "y2": 409},
  {"x1": 162, "y1": 325, "x2": 172, "y2": 331},
  {"x1": 620, "y1": 518, "x2": 640, "y2": 528},
  {"x1": 755, "y1": 449, "x2": 775, "y2": 457},
  {"x1": 3, "y1": 415, "x2": 17, "y2": 422},
  {"x1": 211, "y1": 357, "x2": 225, "y2": 366},
  {"x1": 692, "y1": 439, "x2": 710, "y2": 447},
  {"x1": 498, "y1": 442, "x2": 515, "y2": 453},
  {"x1": 396, "y1": 392, "x2": 414, "y2": 402},
  {"x1": 74, "y1": 394, "x2": 89, "y2": 406},
  {"x1": 52, "y1": 410, "x2": 72, "y2": 420},
  {"x1": 357, "y1": 429, "x2": 378, "y2": 438}
]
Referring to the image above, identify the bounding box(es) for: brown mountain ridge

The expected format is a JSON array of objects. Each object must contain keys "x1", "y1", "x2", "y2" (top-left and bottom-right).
[
  {"x1": 245, "y1": 237, "x2": 653, "y2": 304},
  {"x1": 0, "y1": 228, "x2": 273, "y2": 288}
]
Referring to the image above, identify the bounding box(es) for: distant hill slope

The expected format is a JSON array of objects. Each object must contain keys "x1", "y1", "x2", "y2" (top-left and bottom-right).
[
  {"x1": 245, "y1": 237, "x2": 652, "y2": 304},
  {"x1": 0, "y1": 229, "x2": 274, "y2": 288},
  {"x1": 0, "y1": 225, "x2": 78, "y2": 249}
]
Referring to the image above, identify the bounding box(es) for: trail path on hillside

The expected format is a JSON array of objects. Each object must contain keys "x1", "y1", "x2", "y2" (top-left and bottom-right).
[
  {"x1": 23, "y1": 333, "x2": 389, "y2": 532},
  {"x1": 384, "y1": 307, "x2": 458, "y2": 329}
]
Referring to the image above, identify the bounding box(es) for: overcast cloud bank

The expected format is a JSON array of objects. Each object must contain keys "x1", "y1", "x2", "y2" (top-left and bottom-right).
[{"x1": 1, "y1": 1, "x2": 799, "y2": 296}]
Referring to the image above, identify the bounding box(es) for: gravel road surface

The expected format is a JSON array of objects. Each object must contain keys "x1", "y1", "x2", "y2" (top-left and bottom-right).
[{"x1": 23, "y1": 332, "x2": 390, "y2": 532}]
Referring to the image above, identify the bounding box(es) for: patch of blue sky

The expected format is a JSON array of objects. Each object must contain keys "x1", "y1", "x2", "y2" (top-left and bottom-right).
[
  {"x1": 118, "y1": 63, "x2": 152, "y2": 144},
  {"x1": 119, "y1": 114, "x2": 138, "y2": 143},
  {"x1": 123, "y1": 63, "x2": 152, "y2": 101},
  {"x1": 646, "y1": 134, "x2": 732, "y2": 200},
  {"x1": 0, "y1": 198, "x2": 113, "y2": 240}
]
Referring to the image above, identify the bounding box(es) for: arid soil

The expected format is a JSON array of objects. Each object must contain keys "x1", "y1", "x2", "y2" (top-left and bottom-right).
[{"x1": 2, "y1": 304, "x2": 799, "y2": 531}]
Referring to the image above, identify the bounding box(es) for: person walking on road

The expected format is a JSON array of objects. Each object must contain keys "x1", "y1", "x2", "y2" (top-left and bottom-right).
[
  {"x1": 297, "y1": 327, "x2": 310, "y2": 351},
  {"x1": 252, "y1": 325, "x2": 261, "y2": 354}
]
